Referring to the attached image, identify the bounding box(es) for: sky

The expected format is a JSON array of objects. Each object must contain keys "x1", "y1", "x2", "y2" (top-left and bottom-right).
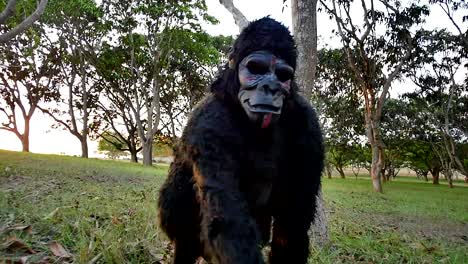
[{"x1": 0, "y1": 0, "x2": 464, "y2": 156}]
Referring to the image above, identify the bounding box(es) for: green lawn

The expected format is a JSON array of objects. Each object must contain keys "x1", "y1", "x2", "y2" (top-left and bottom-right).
[{"x1": 1, "y1": 150, "x2": 467, "y2": 263}]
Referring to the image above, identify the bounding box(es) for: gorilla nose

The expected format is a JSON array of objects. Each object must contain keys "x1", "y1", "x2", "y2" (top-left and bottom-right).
[{"x1": 261, "y1": 83, "x2": 280, "y2": 94}]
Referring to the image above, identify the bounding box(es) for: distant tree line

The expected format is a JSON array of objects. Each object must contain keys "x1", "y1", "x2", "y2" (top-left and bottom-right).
[
  {"x1": 0, "y1": 0, "x2": 232, "y2": 166},
  {"x1": 0, "y1": 0, "x2": 466, "y2": 189},
  {"x1": 315, "y1": 0, "x2": 467, "y2": 188}
]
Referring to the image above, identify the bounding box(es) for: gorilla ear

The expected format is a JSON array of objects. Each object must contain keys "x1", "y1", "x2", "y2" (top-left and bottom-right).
[
  {"x1": 228, "y1": 51, "x2": 236, "y2": 69},
  {"x1": 229, "y1": 59, "x2": 236, "y2": 69}
]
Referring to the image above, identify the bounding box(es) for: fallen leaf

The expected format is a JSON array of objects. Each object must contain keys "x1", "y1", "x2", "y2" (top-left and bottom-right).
[
  {"x1": 2, "y1": 236, "x2": 35, "y2": 254},
  {"x1": 48, "y1": 241, "x2": 72, "y2": 259},
  {"x1": 43, "y1": 206, "x2": 72, "y2": 220},
  {"x1": 1, "y1": 258, "x2": 22, "y2": 264},
  {"x1": 422, "y1": 244, "x2": 437, "y2": 253},
  {"x1": 9, "y1": 225, "x2": 32, "y2": 235},
  {"x1": 154, "y1": 253, "x2": 164, "y2": 261},
  {"x1": 127, "y1": 208, "x2": 136, "y2": 216},
  {"x1": 36, "y1": 256, "x2": 56, "y2": 264},
  {"x1": 88, "y1": 252, "x2": 103, "y2": 264},
  {"x1": 43, "y1": 208, "x2": 60, "y2": 220},
  {"x1": 111, "y1": 215, "x2": 122, "y2": 225},
  {"x1": 19, "y1": 256, "x2": 30, "y2": 264}
]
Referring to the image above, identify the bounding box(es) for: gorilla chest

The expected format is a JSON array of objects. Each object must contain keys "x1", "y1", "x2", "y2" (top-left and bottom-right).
[{"x1": 239, "y1": 146, "x2": 280, "y2": 207}]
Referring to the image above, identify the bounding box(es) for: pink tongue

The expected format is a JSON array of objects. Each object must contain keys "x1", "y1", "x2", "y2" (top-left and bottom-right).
[{"x1": 261, "y1": 113, "x2": 273, "y2": 129}]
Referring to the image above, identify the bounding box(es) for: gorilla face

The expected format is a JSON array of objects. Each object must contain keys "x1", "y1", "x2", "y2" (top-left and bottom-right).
[{"x1": 237, "y1": 50, "x2": 294, "y2": 129}]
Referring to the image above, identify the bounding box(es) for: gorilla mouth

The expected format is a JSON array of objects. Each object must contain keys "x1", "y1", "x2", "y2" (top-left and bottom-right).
[{"x1": 248, "y1": 102, "x2": 280, "y2": 114}]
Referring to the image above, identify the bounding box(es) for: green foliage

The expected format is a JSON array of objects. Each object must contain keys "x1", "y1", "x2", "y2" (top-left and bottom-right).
[
  {"x1": 152, "y1": 142, "x2": 173, "y2": 157},
  {"x1": 97, "y1": 134, "x2": 126, "y2": 160},
  {"x1": 316, "y1": 48, "x2": 367, "y2": 176}
]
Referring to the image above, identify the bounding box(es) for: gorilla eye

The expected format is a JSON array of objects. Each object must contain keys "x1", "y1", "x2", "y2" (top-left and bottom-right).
[
  {"x1": 246, "y1": 61, "x2": 269, "y2": 75},
  {"x1": 276, "y1": 68, "x2": 293, "y2": 82}
]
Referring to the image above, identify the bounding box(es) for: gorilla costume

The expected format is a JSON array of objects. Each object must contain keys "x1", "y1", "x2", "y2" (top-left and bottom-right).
[{"x1": 158, "y1": 17, "x2": 324, "y2": 264}]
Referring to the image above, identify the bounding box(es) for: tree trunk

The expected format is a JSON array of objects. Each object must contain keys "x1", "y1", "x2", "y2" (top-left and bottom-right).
[
  {"x1": 325, "y1": 161, "x2": 332, "y2": 179},
  {"x1": 142, "y1": 140, "x2": 153, "y2": 166},
  {"x1": 388, "y1": 166, "x2": 395, "y2": 180},
  {"x1": 382, "y1": 165, "x2": 392, "y2": 182},
  {"x1": 381, "y1": 166, "x2": 387, "y2": 182},
  {"x1": 309, "y1": 189, "x2": 328, "y2": 247},
  {"x1": 423, "y1": 171, "x2": 428, "y2": 182},
  {"x1": 291, "y1": 0, "x2": 327, "y2": 246},
  {"x1": 21, "y1": 118, "x2": 30, "y2": 152},
  {"x1": 21, "y1": 135, "x2": 30, "y2": 152},
  {"x1": 291, "y1": 0, "x2": 318, "y2": 99},
  {"x1": 80, "y1": 50, "x2": 89, "y2": 158},
  {"x1": 366, "y1": 113, "x2": 384, "y2": 192},
  {"x1": 81, "y1": 137, "x2": 88, "y2": 158},
  {"x1": 432, "y1": 169, "x2": 440, "y2": 184},
  {"x1": 370, "y1": 144, "x2": 384, "y2": 192},
  {"x1": 446, "y1": 167, "x2": 454, "y2": 188},
  {"x1": 337, "y1": 166, "x2": 345, "y2": 179},
  {"x1": 130, "y1": 150, "x2": 138, "y2": 163}
]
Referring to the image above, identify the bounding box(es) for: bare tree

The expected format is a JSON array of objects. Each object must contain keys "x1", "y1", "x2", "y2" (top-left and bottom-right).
[
  {"x1": 320, "y1": 0, "x2": 428, "y2": 192},
  {"x1": 0, "y1": 33, "x2": 59, "y2": 152},
  {"x1": 38, "y1": 1, "x2": 106, "y2": 158},
  {"x1": 408, "y1": 29, "x2": 468, "y2": 186},
  {"x1": 99, "y1": 0, "x2": 214, "y2": 166},
  {"x1": 38, "y1": 48, "x2": 100, "y2": 159},
  {"x1": 0, "y1": 0, "x2": 48, "y2": 44}
]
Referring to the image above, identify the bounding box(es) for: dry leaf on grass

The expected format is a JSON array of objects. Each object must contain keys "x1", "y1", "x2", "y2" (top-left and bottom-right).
[
  {"x1": 36, "y1": 256, "x2": 58, "y2": 264},
  {"x1": 1, "y1": 257, "x2": 29, "y2": 264},
  {"x1": 47, "y1": 241, "x2": 72, "y2": 259},
  {"x1": 8, "y1": 225, "x2": 33, "y2": 235},
  {"x1": 111, "y1": 215, "x2": 122, "y2": 225},
  {"x1": 2, "y1": 236, "x2": 35, "y2": 254},
  {"x1": 43, "y1": 206, "x2": 73, "y2": 220},
  {"x1": 19, "y1": 256, "x2": 30, "y2": 264}
]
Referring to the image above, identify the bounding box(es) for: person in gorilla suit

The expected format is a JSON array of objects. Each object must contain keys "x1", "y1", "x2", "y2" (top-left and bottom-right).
[{"x1": 158, "y1": 17, "x2": 324, "y2": 264}]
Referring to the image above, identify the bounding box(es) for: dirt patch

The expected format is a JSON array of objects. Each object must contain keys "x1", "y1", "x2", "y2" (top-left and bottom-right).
[
  {"x1": 1, "y1": 176, "x2": 66, "y2": 204},
  {"x1": 369, "y1": 213, "x2": 468, "y2": 243},
  {"x1": 74, "y1": 174, "x2": 146, "y2": 185},
  {"x1": 0, "y1": 175, "x2": 31, "y2": 190}
]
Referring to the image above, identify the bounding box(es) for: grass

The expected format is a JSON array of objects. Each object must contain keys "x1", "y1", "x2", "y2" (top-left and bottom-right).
[
  {"x1": 317, "y1": 178, "x2": 467, "y2": 263},
  {"x1": 0, "y1": 149, "x2": 467, "y2": 263}
]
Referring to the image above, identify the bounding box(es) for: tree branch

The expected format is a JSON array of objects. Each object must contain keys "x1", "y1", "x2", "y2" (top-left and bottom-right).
[
  {"x1": 0, "y1": 0, "x2": 48, "y2": 44},
  {"x1": 0, "y1": 0, "x2": 18, "y2": 24},
  {"x1": 37, "y1": 105, "x2": 81, "y2": 139},
  {"x1": 360, "y1": 0, "x2": 375, "y2": 42},
  {"x1": 218, "y1": 0, "x2": 249, "y2": 30},
  {"x1": 438, "y1": 1, "x2": 468, "y2": 49}
]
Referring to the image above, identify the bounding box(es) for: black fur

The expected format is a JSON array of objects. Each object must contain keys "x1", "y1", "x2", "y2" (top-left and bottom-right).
[{"x1": 158, "y1": 17, "x2": 324, "y2": 264}]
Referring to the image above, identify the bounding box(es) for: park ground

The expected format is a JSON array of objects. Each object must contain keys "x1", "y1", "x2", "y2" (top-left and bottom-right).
[{"x1": 0, "y1": 149, "x2": 467, "y2": 263}]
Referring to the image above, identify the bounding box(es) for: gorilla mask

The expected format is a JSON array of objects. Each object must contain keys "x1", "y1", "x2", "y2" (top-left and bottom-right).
[{"x1": 237, "y1": 50, "x2": 294, "y2": 129}]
